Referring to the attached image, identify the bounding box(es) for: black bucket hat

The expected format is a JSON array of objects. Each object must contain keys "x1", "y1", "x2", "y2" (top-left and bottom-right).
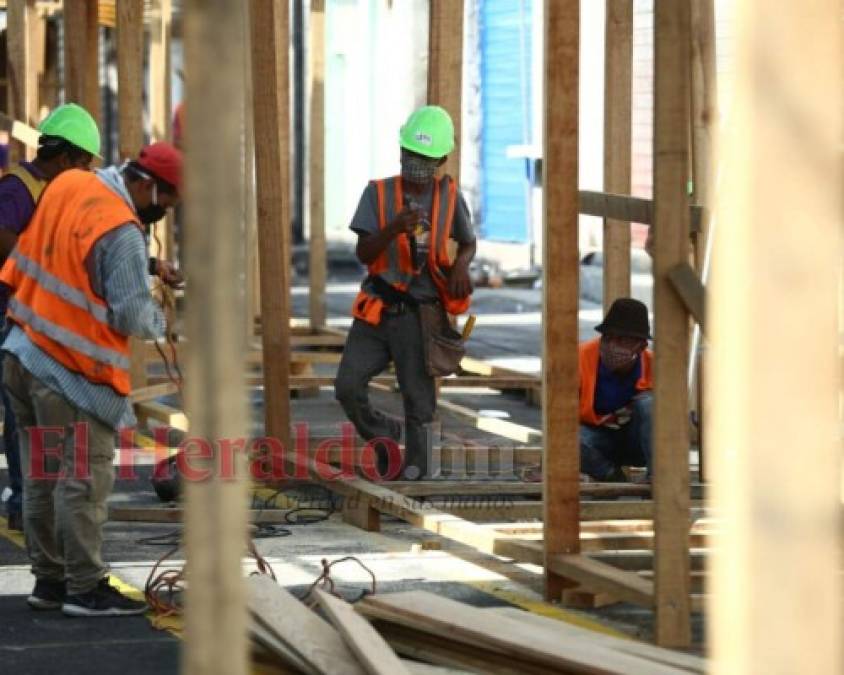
[{"x1": 595, "y1": 298, "x2": 651, "y2": 340}]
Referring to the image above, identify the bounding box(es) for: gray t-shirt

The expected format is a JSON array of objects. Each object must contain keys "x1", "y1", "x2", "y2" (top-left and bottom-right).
[{"x1": 350, "y1": 181, "x2": 475, "y2": 300}]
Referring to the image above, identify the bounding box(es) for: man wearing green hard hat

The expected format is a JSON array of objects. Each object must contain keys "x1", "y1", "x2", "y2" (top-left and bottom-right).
[
  {"x1": 335, "y1": 105, "x2": 477, "y2": 481},
  {"x1": 0, "y1": 102, "x2": 100, "y2": 533}
]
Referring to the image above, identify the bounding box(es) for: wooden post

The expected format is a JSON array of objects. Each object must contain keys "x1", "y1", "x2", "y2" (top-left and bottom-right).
[
  {"x1": 602, "y1": 0, "x2": 633, "y2": 309},
  {"x1": 63, "y1": 0, "x2": 99, "y2": 124},
  {"x1": 427, "y1": 0, "x2": 463, "y2": 181},
  {"x1": 542, "y1": 0, "x2": 580, "y2": 601},
  {"x1": 182, "y1": 1, "x2": 250, "y2": 674},
  {"x1": 149, "y1": 0, "x2": 174, "y2": 262},
  {"x1": 708, "y1": 1, "x2": 842, "y2": 672},
  {"x1": 250, "y1": 0, "x2": 292, "y2": 447},
  {"x1": 7, "y1": 0, "x2": 38, "y2": 163},
  {"x1": 117, "y1": 0, "x2": 147, "y2": 390},
  {"x1": 652, "y1": 0, "x2": 691, "y2": 647},
  {"x1": 308, "y1": 0, "x2": 327, "y2": 330},
  {"x1": 689, "y1": 0, "x2": 717, "y2": 482}
]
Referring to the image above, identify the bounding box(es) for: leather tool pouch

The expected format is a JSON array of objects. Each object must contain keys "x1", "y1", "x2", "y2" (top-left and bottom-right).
[{"x1": 419, "y1": 302, "x2": 465, "y2": 377}]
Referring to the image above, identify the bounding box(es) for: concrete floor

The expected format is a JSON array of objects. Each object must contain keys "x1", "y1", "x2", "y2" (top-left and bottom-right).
[{"x1": 0, "y1": 278, "x2": 702, "y2": 674}]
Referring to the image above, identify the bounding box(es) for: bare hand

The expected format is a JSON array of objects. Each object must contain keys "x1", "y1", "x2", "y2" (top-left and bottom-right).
[
  {"x1": 388, "y1": 207, "x2": 426, "y2": 238},
  {"x1": 156, "y1": 260, "x2": 184, "y2": 288},
  {"x1": 447, "y1": 263, "x2": 473, "y2": 299}
]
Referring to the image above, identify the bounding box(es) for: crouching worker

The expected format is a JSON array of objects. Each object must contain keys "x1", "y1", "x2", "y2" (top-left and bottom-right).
[
  {"x1": 579, "y1": 298, "x2": 653, "y2": 482},
  {"x1": 0, "y1": 142, "x2": 181, "y2": 616},
  {"x1": 335, "y1": 105, "x2": 476, "y2": 480}
]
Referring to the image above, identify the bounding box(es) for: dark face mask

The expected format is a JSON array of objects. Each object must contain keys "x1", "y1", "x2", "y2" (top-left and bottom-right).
[
  {"x1": 401, "y1": 151, "x2": 439, "y2": 184},
  {"x1": 137, "y1": 204, "x2": 167, "y2": 225}
]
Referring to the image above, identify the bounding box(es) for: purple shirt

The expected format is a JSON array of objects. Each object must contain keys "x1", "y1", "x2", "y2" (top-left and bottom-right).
[{"x1": 0, "y1": 162, "x2": 46, "y2": 315}]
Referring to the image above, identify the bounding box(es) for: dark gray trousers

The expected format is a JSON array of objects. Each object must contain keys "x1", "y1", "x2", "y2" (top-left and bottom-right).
[{"x1": 335, "y1": 312, "x2": 436, "y2": 479}]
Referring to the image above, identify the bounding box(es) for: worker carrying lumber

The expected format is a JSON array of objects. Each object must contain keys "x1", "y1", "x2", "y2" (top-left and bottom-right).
[
  {"x1": 0, "y1": 141, "x2": 182, "y2": 617},
  {"x1": 335, "y1": 105, "x2": 476, "y2": 481},
  {"x1": 0, "y1": 103, "x2": 102, "y2": 533},
  {"x1": 579, "y1": 298, "x2": 653, "y2": 482}
]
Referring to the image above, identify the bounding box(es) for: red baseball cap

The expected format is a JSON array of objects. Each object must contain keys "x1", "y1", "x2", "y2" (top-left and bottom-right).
[{"x1": 136, "y1": 142, "x2": 183, "y2": 194}]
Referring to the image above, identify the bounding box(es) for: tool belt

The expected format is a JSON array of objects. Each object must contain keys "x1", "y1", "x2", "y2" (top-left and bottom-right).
[{"x1": 369, "y1": 275, "x2": 466, "y2": 376}]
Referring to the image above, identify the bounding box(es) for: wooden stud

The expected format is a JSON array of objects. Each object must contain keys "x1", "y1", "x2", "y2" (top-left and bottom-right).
[
  {"x1": 427, "y1": 0, "x2": 463, "y2": 181},
  {"x1": 62, "y1": 0, "x2": 99, "y2": 124},
  {"x1": 250, "y1": 0, "x2": 292, "y2": 448},
  {"x1": 116, "y1": 0, "x2": 148, "y2": 390},
  {"x1": 7, "y1": 0, "x2": 38, "y2": 163},
  {"x1": 667, "y1": 262, "x2": 705, "y2": 330},
  {"x1": 182, "y1": 2, "x2": 250, "y2": 674},
  {"x1": 602, "y1": 0, "x2": 633, "y2": 309},
  {"x1": 542, "y1": 0, "x2": 581, "y2": 601},
  {"x1": 308, "y1": 0, "x2": 327, "y2": 330},
  {"x1": 707, "y1": 1, "x2": 842, "y2": 672},
  {"x1": 149, "y1": 0, "x2": 174, "y2": 261},
  {"x1": 652, "y1": 0, "x2": 692, "y2": 647},
  {"x1": 341, "y1": 497, "x2": 380, "y2": 532}
]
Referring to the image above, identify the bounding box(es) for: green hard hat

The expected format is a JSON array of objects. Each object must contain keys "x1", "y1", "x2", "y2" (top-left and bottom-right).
[
  {"x1": 38, "y1": 103, "x2": 101, "y2": 158},
  {"x1": 399, "y1": 105, "x2": 454, "y2": 159}
]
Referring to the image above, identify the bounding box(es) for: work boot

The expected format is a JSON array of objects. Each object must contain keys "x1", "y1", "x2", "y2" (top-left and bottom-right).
[
  {"x1": 62, "y1": 577, "x2": 148, "y2": 618},
  {"x1": 7, "y1": 511, "x2": 23, "y2": 532},
  {"x1": 28, "y1": 579, "x2": 67, "y2": 611}
]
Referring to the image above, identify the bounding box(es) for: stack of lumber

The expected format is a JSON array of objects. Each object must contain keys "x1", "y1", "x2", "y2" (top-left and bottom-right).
[{"x1": 247, "y1": 577, "x2": 705, "y2": 675}]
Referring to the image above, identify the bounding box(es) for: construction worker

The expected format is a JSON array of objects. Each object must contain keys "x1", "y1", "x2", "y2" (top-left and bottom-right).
[
  {"x1": 579, "y1": 298, "x2": 653, "y2": 482},
  {"x1": 335, "y1": 106, "x2": 476, "y2": 480},
  {"x1": 0, "y1": 141, "x2": 181, "y2": 617},
  {"x1": 0, "y1": 103, "x2": 100, "y2": 532}
]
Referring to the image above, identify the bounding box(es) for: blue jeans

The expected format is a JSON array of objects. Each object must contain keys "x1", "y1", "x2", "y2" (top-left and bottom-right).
[
  {"x1": 1, "y1": 352, "x2": 22, "y2": 516},
  {"x1": 580, "y1": 393, "x2": 652, "y2": 480}
]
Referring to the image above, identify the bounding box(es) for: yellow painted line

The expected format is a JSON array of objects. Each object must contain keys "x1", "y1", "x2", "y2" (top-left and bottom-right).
[
  {"x1": 466, "y1": 579, "x2": 631, "y2": 639},
  {"x1": 0, "y1": 516, "x2": 25, "y2": 548}
]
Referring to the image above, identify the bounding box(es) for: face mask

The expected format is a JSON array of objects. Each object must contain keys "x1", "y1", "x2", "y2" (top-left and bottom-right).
[
  {"x1": 137, "y1": 182, "x2": 167, "y2": 224},
  {"x1": 599, "y1": 339, "x2": 641, "y2": 373},
  {"x1": 401, "y1": 152, "x2": 439, "y2": 183}
]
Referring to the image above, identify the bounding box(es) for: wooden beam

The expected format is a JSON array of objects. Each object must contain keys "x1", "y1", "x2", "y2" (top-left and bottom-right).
[
  {"x1": 602, "y1": 0, "x2": 633, "y2": 309},
  {"x1": 182, "y1": 1, "x2": 250, "y2": 673},
  {"x1": 62, "y1": 0, "x2": 99, "y2": 124},
  {"x1": 667, "y1": 262, "x2": 705, "y2": 330},
  {"x1": 250, "y1": 0, "x2": 291, "y2": 447},
  {"x1": 708, "y1": 1, "x2": 843, "y2": 672},
  {"x1": 578, "y1": 190, "x2": 702, "y2": 232},
  {"x1": 542, "y1": 0, "x2": 580, "y2": 601},
  {"x1": 427, "y1": 0, "x2": 463, "y2": 181},
  {"x1": 308, "y1": 0, "x2": 327, "y2": 330},
  {"x1": 548, "y1": 554, "x2": 654, "y2": 607},
  {"x1": 652, "y1": 0, "x2": 692, "y2": 647},
  {"x1": 149, "y1": 0, "x2": 172, "y2": 143},
  {"x1": 6, "y1": 0, "x2": 38, "y2": 162},
  {"x1": 116, "y1": 0, "x2": 148, "y2": 390}
]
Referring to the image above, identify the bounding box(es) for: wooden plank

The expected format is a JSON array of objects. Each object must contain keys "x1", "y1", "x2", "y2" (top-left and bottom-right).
[
  {"x1": 707, "y1": 1, "x2": 843, "y2": 672},
  {"x1": 129, "y1": 382, "x2": 179, "y2": 403},
  {"x1": 308, "y1": 0, "x2": 327, "y2": 329},
  {"x1": 341, "y1": 497, "x2": 380, "y2": 532},
  {"x1": 442, "y1": 500, "x2": 708, "y2": 522},
  {"x1": 289, "y1": 374, "x2": 538, "y2": 390},
  {"x1": 602, "y1": 0, "x2": 633, "y2": 308},
  {"x1": 0, "y1": 112, "x2": 40, "y2": 148},
  {"x1": 548, "y1": 554, "x2": 652, "y2": 608},
  {"x1": 434, "y1": 397, "x2": 541, "y2": 445},
  {"x1": 358, "y1": 591, "x2": 686, "y2": 675},
  {"x1": 542, "y1": 0, "x2": 581, "y2": 601},
  {"x1": 116, "y1": 0, "x2": 148, "y2": 390},
  {"x1": 250, "y1": 621, "x2": 317, "y2": 675},
  {"x1": 427, "y1": 0, "x2": 463, "y2": 182},
  {"x1": 579, "y1": 191, "x2": 702, "y2": 234},
  {"x1": 63, "y1": 0, "x2": 99, "y2": 124},
  {"x1": 248, "y1": 576, "x2": 366, "y2": 675},
  {"x1": 250, "y1": 0, "x2": 292, "y2": 448},
  {"x1": 652, "y1": 0, "x2": 693, "y2": 648},
  {"x1": 134, "y1": 400, "x2": 188, "y2": 431},
  {"x1": 109, "y1": 506, "x2": 294, "y2": 525},
  {"x1": 149, "y1": 0, "x2": 172, "y2": 143},
  {"x1": 589, "y1": 548, "x2": 710, "y2": 572},
  {"x1": 6, "y1": 0, "x2": 38, "y2": 163},
  {"x1": 182, "y1": 3, "x2": 250, "y2": 673},
  {"x1": 312, "y1": 589, "x2": 410, "y2": 675},
  {"x1": 667, "y1": 263, "x2": 705, "y2": 331}
]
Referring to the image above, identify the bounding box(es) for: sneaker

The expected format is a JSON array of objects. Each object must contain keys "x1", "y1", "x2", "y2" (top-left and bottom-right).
[
  {"x1": 28, "y1": 579, "x2": 67, "y2": 610},
  {"x1": 7, "y1": 512, "x2": 23, "y2": 532},
  {"x1": 62, "y1": 578, "x2": 148, "y2": 618}
]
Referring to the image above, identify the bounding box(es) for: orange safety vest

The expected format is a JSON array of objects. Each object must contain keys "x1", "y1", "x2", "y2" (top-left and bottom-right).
[
  {"x1": 579, "y1": 337, "x2": 653, "y2": 426},
  {"x1": 2, "y1": 164, "x2": 47, "y2": 204},
  {"x1": 0, "y1": 169, "x2": 142, "y2": 395},
  {"x1": 351, "y1": 175, "x2": 470, "y2": 325}
]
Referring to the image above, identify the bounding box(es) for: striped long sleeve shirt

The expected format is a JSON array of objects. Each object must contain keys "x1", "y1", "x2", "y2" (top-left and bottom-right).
[{"x1": 2, "y1": 166, "x2": 165, "y2": 430}]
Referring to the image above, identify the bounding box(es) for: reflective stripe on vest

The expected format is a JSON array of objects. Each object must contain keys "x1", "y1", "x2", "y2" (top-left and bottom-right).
[
  {"x1": 2, "y1": 164, "x2": 47, "y2": 204},
  {"x1": 351, "y1": 175, "x2": 468, "y2": 325},
  {"x1": 578, "y1": 338, "x2": 653, "y2": 426},
  {"x1": 0, "y1": 169, "x2": 140, "y2": 394}
]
